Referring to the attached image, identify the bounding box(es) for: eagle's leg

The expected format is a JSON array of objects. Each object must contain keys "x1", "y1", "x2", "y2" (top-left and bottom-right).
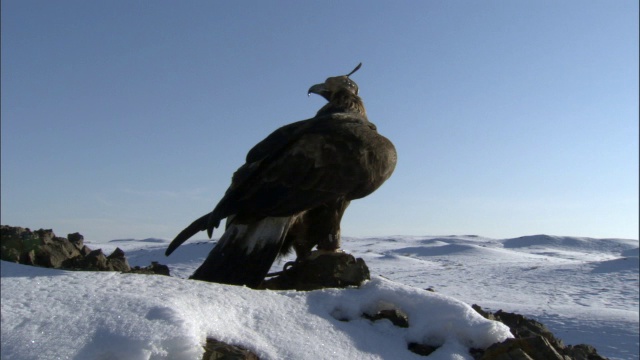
[
  {"x1": 317, "y1": 230, "x2": 341, "y2": 251},
  {"x1": 285, "y1": 199, "x2": 351, "y2": 260},
  {"x1": 313, "y1": 198, "x2": 350, "y2": 253},
  {"x1": 281, "y1": 213, "x2": 316, "y2": 259}
]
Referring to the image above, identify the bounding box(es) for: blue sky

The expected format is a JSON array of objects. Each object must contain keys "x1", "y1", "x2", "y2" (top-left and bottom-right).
[{"x1": 2, "y1": 1, "x2": 638, "y2": 242}]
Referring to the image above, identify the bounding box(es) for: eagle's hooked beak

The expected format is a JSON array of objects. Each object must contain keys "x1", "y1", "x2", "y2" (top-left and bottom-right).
[{"x1": 307, "y1": 83, "x2": 330, "y2": 100}]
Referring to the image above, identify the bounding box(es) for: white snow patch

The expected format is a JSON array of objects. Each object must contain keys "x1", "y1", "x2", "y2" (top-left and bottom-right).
[
  {"x1": 2, "y1": 234, "x2": 638, "y2": 360},
  {"x1": 1, "y1": 262, "x2": 510, "y2": 360}
]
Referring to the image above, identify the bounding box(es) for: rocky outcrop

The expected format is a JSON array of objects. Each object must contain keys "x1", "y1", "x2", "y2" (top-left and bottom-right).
[
  {"x1": 363, "y1": 308, "x2": 410, "y2": 328},
  {"x1": 129, "y1": 261, "x2": 171, "y2": 276},
  {"x1": 471, "y1": 305, "x2": 608, "y2": 360},
  {"x1": 202, "y1": 338, "x2": 258, "y2": 360},
  {"x1": 1, "y1": 225, "x2": 131, "y2": 271},
  {"x1": 260, "y1": 252, "x2": 370, "y2": 290},
  {"x1": 1, "y1": 225, "x2": 128, "y2": 271},
  {"x1": 0, "y1": 225, "x2": 168, "y2": 275}
]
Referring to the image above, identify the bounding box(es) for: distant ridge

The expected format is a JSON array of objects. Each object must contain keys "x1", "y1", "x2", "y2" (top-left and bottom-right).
[{"x1": 109, "y1": 238, "x2": 167, "y2": 243}]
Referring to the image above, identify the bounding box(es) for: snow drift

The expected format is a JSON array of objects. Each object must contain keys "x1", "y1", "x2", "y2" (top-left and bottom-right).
[{"x1": 1, "y1": 262, "x2": 511, "y2": 360}]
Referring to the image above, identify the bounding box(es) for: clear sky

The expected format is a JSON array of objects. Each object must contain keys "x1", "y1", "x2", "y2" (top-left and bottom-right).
[{"x1": 2, "y1": 1, "x2": 638, "y2": 242}]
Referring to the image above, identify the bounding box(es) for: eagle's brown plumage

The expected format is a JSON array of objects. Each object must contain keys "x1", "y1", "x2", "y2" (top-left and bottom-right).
[{"x1": 165, "y1": 64, "x2": 396, "y2": 287}]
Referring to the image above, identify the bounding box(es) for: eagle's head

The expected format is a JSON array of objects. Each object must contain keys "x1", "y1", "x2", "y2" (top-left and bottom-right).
[{"x1": 308, "y1": 63, "x2": 362, "y2": 101}]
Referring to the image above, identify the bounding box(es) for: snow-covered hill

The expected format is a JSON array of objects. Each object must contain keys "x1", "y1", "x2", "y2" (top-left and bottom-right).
[{"x1": 1, "y1": 234, "x2": 638, "y2": 359}]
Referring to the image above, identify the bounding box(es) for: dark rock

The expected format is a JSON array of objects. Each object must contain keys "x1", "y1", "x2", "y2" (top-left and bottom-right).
[
  {"x1": 202, "y1": 337, "x2": 258, "y2": 360},
  {"x1": 469, "y1": 348, "x2": 487, "y2": 359},
  {"x1": 472, "y1": 305, "x2": 564, "y2": 349},
  {"x1": 84, "y1": 249, "x2": 109, "y2": 270},
  {"x1": 363, "y1": 309, "x2": 409, "y2": 328},
  {"x1": 3, "y1": 247, "x2": 20, "y2": 263},
  {"x1": 36, "y1": 236, "x2": 83, "y2": 268},
  {"x1": 495, "y1": 310, "x2": 564, "y2": 350},
  {"x1": 107, "y1": 247, "x2": 126, "y2": 259},
  {"x1": 472, "y1": 304, "x2": 492, "y2": 319},
  {"x1": 21, "y1": 250, "x2": 36, "y2": 265},
  {"x1": 34, "y1": 228, "x2": 55, "y2": 245},
  {"x1": 2, "y1": 226, "x2": 83, "y2": 268},
  {"x1": 107, "y1": 248, "x2": 131, "y2": 272},
  {"x1": 408, "y1": 342, "x2": 439, "y2": 356},
  {"x1": 472, "y1": 305, "x2": 608, "y2": 360},
  {"x1": 79, "y1": 245, "x2": 92, "y2": 256},
  {"x1": 261, "y1": 251, "x2": 370, "y2": 290},
  {"x1": 1, "y1": 226, "x2": 39, "y2": 261},
  {"x1": 128, "y1": 262, "x2": 171, "y2": 276},
  {"x1": 1, "y1": 225, "x2": 144, "y2": 273},
  {"x1": 482, "y1": 336, "x2": 565, "y2": 360},
  {"x1": 481, "y1": 346, "x2": 535, "y2": 360},
  {"x1": 565, "y1": 344, "x2": 607, "y2": 360},
  {"x1": 149, "y1": 261, "x2": 170, "y2": 276},
  {"x1": 68, "y1": 232, "x2": 84, "y2": 249}
]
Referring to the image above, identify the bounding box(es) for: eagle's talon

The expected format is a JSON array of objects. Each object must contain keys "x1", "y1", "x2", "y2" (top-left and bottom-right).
[{"x1": 306, "y1": 249, "x2": 344, "y2": 260}]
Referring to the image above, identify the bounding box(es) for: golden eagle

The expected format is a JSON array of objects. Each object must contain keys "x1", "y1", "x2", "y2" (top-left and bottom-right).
[{"x1": 165, "y1": 64, "x2": 396, "y2": 287}]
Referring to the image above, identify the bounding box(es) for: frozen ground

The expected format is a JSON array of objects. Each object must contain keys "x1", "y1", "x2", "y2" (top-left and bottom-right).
[{"x1": 1, "y1": 234, "x2": 638, "y2": 359}]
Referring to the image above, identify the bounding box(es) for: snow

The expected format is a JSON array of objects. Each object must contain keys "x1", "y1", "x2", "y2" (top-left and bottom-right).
[{"x1": 1, "y1": 234, "x2": 638, "y2": 360}]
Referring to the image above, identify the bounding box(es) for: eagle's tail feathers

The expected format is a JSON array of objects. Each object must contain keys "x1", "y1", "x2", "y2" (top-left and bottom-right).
[
  {"x1": 165, "y1": 213, "x2": 210, "y2": 256},
  {"x1": 190, "y1": 216, "x2": 293, "y2": 288}
]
